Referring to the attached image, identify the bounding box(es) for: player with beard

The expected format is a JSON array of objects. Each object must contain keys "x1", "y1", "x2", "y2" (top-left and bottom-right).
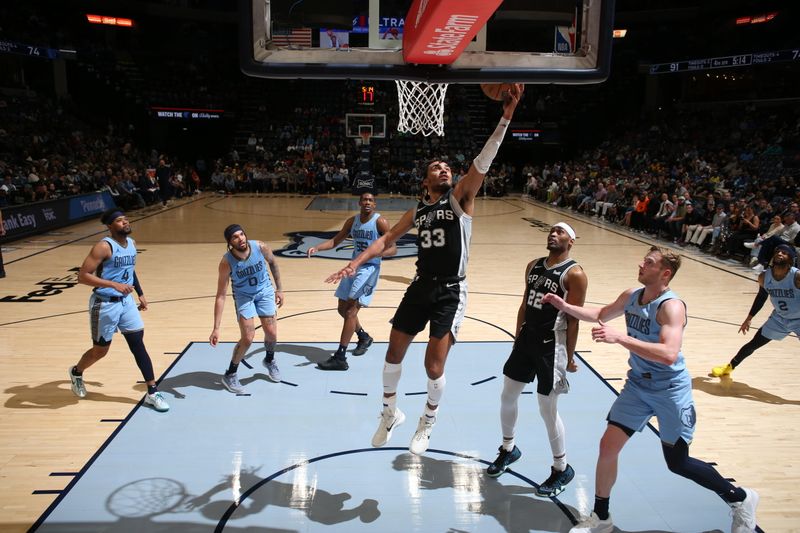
[
  {"x1": 210, "y1": 224, "x2": 284, "y2": 393},
  {"x1": 486, "y1": 222, "x2": 587, "y2": 500},
  {"x1": 712, "y1": 243, "x2": 800, "y2": 378},
  {"x1": 308, "y1": 192, "x2": 396, "y2": 370},
  {"x1": 68, "y1": 208, "x2": 169, "y2": 412},
  {"x1": 326, "y1": 84, "x2": 524, "y2": 454}
]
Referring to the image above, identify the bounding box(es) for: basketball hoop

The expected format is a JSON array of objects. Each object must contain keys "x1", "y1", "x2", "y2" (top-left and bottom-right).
[
  {"x1": 359, "y1": 130, "x2": 371, "y2": 146},
  {"x1": 395, "y1": 80, "x2": 449, "y2": 137}
]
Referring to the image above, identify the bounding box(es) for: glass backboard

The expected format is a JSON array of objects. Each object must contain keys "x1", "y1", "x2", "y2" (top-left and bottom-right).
[{"x1": 240, "y1": 0, "x2": 614, "y2": 84}]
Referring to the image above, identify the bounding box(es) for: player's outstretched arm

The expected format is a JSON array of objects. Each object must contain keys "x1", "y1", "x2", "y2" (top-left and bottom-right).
[
  {"x1": 740, "y1": 272, "x2": 768, "y2": 334},
  {"x1": 543, "y1": 287, "x2": 631, "y2": 324},
  {"x1": 326, "y1": 209, "x2": 415, "y2": 283},
  {"x1": 308, "y1": 217, "x2": 355, "y2": 257},
  {"x1": 455, "y1": 83, "x2": 524, "y2": 207}
]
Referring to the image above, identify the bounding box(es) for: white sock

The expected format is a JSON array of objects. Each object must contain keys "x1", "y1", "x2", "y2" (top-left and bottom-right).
[{"x1": 383, "y1": 394, "x2": 397, "y2": 414}]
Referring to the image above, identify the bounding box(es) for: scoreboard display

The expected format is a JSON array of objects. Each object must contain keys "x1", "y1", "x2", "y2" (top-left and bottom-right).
[
  {"x1": 359, "y1": 85, "x2": 375, "y2": 105},
  {"x1": 649, "y1": 48, "x2": 799, "y2": 75}
]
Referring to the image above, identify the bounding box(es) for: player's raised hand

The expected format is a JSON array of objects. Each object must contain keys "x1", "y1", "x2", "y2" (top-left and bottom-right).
[{"x1": 502, "y1": 83, "x2": 524, "y2": 117}]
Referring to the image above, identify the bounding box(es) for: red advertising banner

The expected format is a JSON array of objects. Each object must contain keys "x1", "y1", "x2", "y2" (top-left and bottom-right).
[{"x1": 402, "y1": 0, "x2": 501, "y2": 64}]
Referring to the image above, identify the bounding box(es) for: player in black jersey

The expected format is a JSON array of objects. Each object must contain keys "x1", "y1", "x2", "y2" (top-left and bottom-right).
[
  {"x1": 327, "y1": 83, "x2": 524, "y2": 455},
  {"x1": 486, "y1": 222, "x2": 587, "y2": 498}
]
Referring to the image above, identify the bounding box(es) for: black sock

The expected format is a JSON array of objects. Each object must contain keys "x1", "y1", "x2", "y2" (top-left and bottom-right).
[
  {"x1": 71, "y1": 366, "x2": 82, "y2": 376},
  {"x1": 226, "y1": 362, "x2": 239, "y2": 375},
  {"x1": 264, "y1": 351, "x2": 274, "y2": 363},
  {"x1": 356, "y1": 327, "x2": 368, "y2": 340},
  {"x1": 722, "y1": 487, "x2": 747, "y2": 503},
  {"x1": 335, "y1": 345, "x2": 347, "y2": 359},
  {"x1": 593, "y1": 496, "x2": 610, "y2": 520},
  {"x1": 147, "y1": 384, "x2": 157, "y2": 395}
]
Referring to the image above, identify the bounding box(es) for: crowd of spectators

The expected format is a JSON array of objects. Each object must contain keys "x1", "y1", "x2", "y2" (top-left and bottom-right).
[
  {"x1": 0, "y1": 94, "x2": 196, "y2": 210},
  {"x1": 523, "y1": 102, "x2": 800, "y2": 268},
  {"x1": 4, "y1": 33, "x2": 800, "y2": 278}
]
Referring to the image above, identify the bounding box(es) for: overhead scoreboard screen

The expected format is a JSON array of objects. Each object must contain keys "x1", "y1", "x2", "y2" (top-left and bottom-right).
[{"x1": 649, "y1": 48, "x2": 799, "y2": 74}]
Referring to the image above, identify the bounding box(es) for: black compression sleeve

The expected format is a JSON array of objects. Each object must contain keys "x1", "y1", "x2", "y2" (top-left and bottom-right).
[
  {"x1": 133, "y1": 271, "x2": 144, "y2": 297},
  {"x1": 748, "y1": 287, "x2": 768, "y2": 317}
]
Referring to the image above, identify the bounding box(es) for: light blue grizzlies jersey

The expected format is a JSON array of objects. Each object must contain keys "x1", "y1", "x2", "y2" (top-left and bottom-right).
[
  {"x1": 95, "y1": 237, "x2": 136, "y2": 298},
  {"x1": 225, "y1": 240, "x2": 273, "y2": 298},
  {"x1": 352, "y1": 212, "x2": 382, "y2": 266},
  {"x1": 624, "y1": 288, "x2": 687, "y2": 378},
  {"x1": 765, "y1": 266, "x2": 800, "y2": 320}
]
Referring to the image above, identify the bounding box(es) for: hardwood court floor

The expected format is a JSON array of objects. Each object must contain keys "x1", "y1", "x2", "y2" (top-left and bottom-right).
[{"x1": 1, "y1": 193, "x2": 798, "y2": 531}]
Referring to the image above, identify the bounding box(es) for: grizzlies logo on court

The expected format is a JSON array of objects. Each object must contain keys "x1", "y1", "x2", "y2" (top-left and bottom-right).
[
  {"x1": 275, "y1": 231, "x2": 418, "y2": 259},
  {"x1": 681, "y1": 404, "x2": 697, "y2": 429}
]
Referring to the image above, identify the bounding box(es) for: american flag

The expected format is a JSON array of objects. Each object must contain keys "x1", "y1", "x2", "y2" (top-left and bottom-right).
[{"x1": 271, "y1": 28, "x2": 312, "y2": 47}]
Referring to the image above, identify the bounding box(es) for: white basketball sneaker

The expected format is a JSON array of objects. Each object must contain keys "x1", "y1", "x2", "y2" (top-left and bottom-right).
[
  {"x1": 222, "y1": 372, "x2": 245, "y2": 394},
  {"x1": 730, "y1": 488, "x2": 759, "y2": 533},
  {"x1": 372, "y1": 407, "x2": 405, "y2": 447},
  {"x1": 409, "y1": 415, "x2": 436, "y2": 455},
  {"x1": 569, "y1": 512, "x2": 613, "y2": 533},
  {"x1": 144, "y1": 391, "x2": 170, "y2": 412}
]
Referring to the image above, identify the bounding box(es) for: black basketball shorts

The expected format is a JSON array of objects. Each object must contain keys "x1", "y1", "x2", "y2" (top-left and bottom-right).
[
  {"x1": 391, "y1": 276, "x2": 467, "y2": 340},
  {"x1": 503, "y1": 326, "x2": 569, "y2": 395}
]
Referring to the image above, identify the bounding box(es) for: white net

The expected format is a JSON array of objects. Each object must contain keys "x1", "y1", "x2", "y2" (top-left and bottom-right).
[{"x1": 395, "y1": 80, "x2": 449, "y2": 137}]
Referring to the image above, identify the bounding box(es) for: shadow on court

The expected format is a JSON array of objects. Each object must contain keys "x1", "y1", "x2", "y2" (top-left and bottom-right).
[
  {"x1": 193, "y1": 466, "x2": 380, "y2": 526},
  {"x1": 693, "y1": 376, "x2": 800, "y2": 405},
  {"x1": 4, "y1": 380, "x2": 138, "y2": 409},
  {"x1": 156, "y1": 370, "x2": 276, "y2": 399}
]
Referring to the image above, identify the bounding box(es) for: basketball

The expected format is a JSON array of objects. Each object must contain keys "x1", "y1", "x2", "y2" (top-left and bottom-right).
[{"x1": 480, "y1": 83, "x2": 516, "y2": 101}]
